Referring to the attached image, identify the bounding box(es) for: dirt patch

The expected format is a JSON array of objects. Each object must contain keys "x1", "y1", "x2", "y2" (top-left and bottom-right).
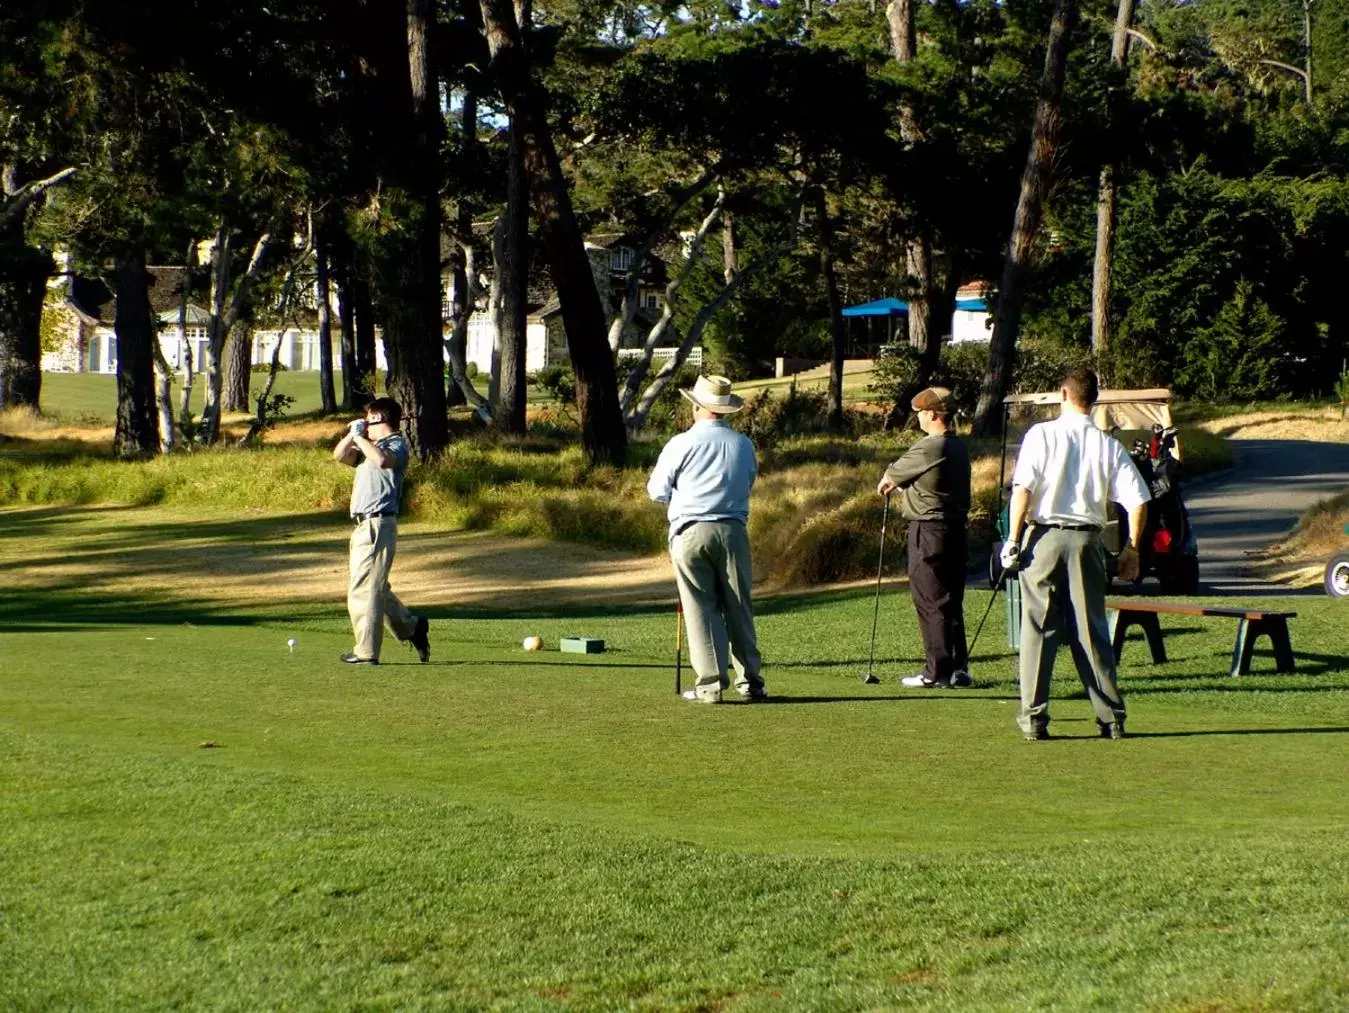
[{"x1": 6, "y1": 505, "x2": 676, "y2": 611}]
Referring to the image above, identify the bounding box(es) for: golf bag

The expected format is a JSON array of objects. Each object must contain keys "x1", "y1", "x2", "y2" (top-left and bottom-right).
[{"x1": 1118, "y1": 425, "x2": 1199, "y2": 594}]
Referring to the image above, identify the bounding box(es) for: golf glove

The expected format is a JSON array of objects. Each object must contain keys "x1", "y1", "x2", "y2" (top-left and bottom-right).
[
  {"x1": 348, "y1": 419, "x2": 368, "y2": 438},
  {"x1": 999, "y1": 541, "x2": 1021, "y2": 573}
]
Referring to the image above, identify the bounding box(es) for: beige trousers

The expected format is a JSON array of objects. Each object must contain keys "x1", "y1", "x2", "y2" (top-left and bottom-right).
[
  {"x1": 348, "y1": 516, "x2": 416, "y2": 660},
  {"x1": 671, "y1": 521, "x2": 763, "y2": 700}
]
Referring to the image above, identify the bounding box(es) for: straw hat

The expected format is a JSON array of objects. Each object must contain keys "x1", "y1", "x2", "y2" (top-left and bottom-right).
[{"x1": 679, "y1": 375, "x2": 744, "y2": 414}]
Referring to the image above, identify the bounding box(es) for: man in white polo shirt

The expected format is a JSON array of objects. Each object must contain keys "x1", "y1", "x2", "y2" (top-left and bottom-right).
[
  {"x1": 1001, "y1": 368, "x2": 1150, "y2": 740},
  {"x1": 647, "y1": 375, "x2": 765, "y2": 704}
]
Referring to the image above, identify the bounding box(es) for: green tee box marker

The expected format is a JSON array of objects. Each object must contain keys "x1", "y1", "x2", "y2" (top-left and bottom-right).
[{"x1": 560, "y1": 636, "x2": 605, "y2": 654}]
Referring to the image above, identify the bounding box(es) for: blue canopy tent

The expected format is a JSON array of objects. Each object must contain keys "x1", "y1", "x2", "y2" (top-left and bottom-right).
[
  {"x1": 842, "y1": 297, "x2": 909, "y2": 317},
  {"x1": 841, "y1": 297, "x2": 908, "y2": 352}
]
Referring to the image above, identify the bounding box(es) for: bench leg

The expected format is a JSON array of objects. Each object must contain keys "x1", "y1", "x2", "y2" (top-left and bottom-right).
[
  {"x1": 1109, "y1": 610, "x2": 1126, "y2": 663},
  {"x1": 1141, "y1": 613, "x2": 1168, "y2": 664},
  {"x1": 1230, "y1": 618, "x2": 1296, "y2": 676},
  {"x1": 1264, "y1": 618, "x2": 1296, "y2": 673},
  {"x1": 1230, "y1": 619, "x2": 1257, "y2": 676},
  {"x1": 1109, "y1": 611, "x2": 1168, "y2": 666}
]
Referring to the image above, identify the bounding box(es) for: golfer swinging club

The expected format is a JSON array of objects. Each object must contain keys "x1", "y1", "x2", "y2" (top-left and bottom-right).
[
  {"x1": 332, "y1": 397, "x2": 431, "y2": 666},
  {"x1": 647, "y1": 375, "x2": 767, "y2": 704},
  {"x1": 1002, "y1": 368, "x2": 1149, "y2": 740}
]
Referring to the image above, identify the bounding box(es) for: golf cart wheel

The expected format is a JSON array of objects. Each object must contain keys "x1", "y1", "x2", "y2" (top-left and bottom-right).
[{"x1": 1326, "y1": 552, "x2": 1349, "y2": 598}]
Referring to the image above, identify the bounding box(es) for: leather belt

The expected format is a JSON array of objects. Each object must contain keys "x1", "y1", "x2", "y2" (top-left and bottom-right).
[
  {"x1": 352, "y1": 511, "x2": 396, "y2": 523},
  {"x1": 1036, "y1": 521, "x2": 1101, "y2": 532}
]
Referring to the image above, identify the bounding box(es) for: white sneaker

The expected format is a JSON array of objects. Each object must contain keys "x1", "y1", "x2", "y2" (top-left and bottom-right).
[
  {"x1": 900, "y1": 674, "x2": 937, "y2": 688},
  {"x1": 681, "y1": 689, "x2": 722, "y2": 704}
]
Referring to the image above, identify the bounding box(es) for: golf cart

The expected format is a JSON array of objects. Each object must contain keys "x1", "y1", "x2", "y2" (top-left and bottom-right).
[
  {"x1": 1327, "y1": 526, "x2": 1349, "y2": 598},
  {"x1": 991, "y1": 388, "x2": 1201, "y2": 595}
]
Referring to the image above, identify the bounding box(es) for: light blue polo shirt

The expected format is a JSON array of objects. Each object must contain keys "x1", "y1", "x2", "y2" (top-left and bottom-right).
[{"x1": 646, "y1": 419, "x2": 757, "y2": 543}]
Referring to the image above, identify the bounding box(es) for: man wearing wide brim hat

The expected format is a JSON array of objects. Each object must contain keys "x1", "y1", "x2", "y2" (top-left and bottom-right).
[
  {"x1": 647, "y1": 375, "x2": 765, "y2": 704},
  {"x1": 876, "y1": 386, "x2": 973, "y2": 689}
]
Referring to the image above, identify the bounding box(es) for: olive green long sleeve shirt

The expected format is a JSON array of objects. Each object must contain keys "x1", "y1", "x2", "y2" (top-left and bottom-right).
[{"x1": 883, "y1": 432, "x2": 971, "y2": 521}]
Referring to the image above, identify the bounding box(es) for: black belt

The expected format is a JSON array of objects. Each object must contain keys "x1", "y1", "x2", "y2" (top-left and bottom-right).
[
  {"x1": 1035, "y1": 522, "x2": 1101, "y2": 532},
  {"x1": 352, "y1": 511, "x2": 397, "y2": 523},
  {"x1": 673, "y1": 518, "x2": 742, "y2": 537}
]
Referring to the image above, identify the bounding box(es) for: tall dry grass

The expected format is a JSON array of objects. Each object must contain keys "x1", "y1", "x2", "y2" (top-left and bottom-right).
[{"x1": 0, "y1": 421, "x2": 1231, "y2": 585}]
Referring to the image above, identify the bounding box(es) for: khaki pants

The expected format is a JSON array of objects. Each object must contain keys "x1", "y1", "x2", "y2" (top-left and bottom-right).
[
  {"x1": 671, "y1": 521, "x2": 763, "y2": 700},
  {"x1": 1017, "y1": 526, "x2": 1127, "y2": 735},
  {"x1": 348, "y1": 516, "x2": 416, "y2": 660}
]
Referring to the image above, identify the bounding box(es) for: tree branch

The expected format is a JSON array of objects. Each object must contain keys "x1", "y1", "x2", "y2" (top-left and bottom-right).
[{"x1": 0, "y1": 166, "x2": 78, "y2": 230}]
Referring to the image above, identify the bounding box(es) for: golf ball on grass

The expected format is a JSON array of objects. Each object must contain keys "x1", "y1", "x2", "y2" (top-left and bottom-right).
[
  {"x1": 287, "y1": 638, "x2": 297, "y2": 652},
  {"x1": 522, "y1": 636, "x2": 542, "y2": 652}
]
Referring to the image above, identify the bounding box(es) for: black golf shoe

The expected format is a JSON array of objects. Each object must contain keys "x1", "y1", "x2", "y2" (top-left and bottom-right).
[
  {"x1": 1098, "y1": 720, "x2": 1127, "y2": 740},
  {"x1": 409, "y1": 617, "x2": 431, "y2": 663}
]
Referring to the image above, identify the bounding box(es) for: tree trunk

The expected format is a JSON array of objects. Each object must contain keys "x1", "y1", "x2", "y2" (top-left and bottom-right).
[
  {"x1": 176, "y1": 239, "x2": 197, "y2": 440},
  {"x1": 619, "y1": 191, "x2": 726, "y2": 415},
  {"x1": 0, "y1": 236, "x2": 48, "y2": 412},
  {"x1": 337, "y1": 272, "x2": 358, "y2": 410},
  {"x1": 1303, "y1": 0, "x2": 1314, "y2": 103},
  {"x1": 493, "y1": 115, "x2": 530, "y2": 434},
  {"x1": 481, "y1": 0, "x2": 627, "y2": 466},
  {"x1": 815, "y1": 187, "x2": 847, "y2": 431},
  {"x1": 316, "y1": 239, "x2": 337, "y2": 414},
  {"x1": 888, "y1": 0, "x2": 941, "y2": 393},
  {"x1": 200, "y1": 226, "x2": 269, "y2": 444},
  {"x1": 885, "y1": 255, "x2": 962, "y2": 429},
  {"x1": 628, "y1": 240, "x2": 786, "y2": 432},
  {"x1": 886, "y1": 0, "x2": 916, "y2": 61},
  {"x1": 722, "y1": 211, "x2": 738, "y2": 284},
  {"x1": 370, "y1": 0, "x2": 449, "y2": 459},
  {"x1": 222, "y1": 323, "x2": 252, "y2": 412},
  {"x1": 1090, "y1": 0, "x2": 1136, "y2": 364},
  {"x1": 972, "y1": 0, "x2": 1078, "y2": 436},
  {"x1": 112, "y1": 248, "x2": 158, "y2": 458},
  {"x1": 0, "y1": 163, "x2": 49, "y2": 410},
  {"x1": 352, "y1": 269, "x2": 376, "y2": 407}
]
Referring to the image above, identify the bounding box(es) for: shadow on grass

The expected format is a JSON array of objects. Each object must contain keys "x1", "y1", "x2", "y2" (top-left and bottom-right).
[
  {"x1": 1131, "y1": 725, "x2": 1349, "y2": 738},
  {"x1": 0, "y1": 587, "x2": 262, "y2": 631}
]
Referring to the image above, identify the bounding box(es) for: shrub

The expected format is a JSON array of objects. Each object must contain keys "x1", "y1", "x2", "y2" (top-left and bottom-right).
[
  {"x1": 251, "y1": 362, "x2": 287, "y2": 373},
  {"x1": 533, "y1": 365, "x2": 576, "y2": 405}
]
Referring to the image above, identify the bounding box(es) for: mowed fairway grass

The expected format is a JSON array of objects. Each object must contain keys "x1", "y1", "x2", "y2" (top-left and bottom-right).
[{"x1": 3, "y1": 515, "x2": 1349, "y2": 1009}]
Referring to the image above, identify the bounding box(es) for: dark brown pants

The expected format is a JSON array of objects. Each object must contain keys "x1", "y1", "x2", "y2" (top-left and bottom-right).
[{"x1": 907, "y1": 519, "x2": 969, "y2": 682}]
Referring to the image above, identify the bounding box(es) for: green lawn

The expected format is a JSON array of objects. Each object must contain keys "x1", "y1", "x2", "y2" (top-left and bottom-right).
[
  {"x1": 36, "y1": 371, "x2": 551, "y2": 424},
  {"x1": 3, "y1": 508, "x2": 1349, "y2": 1009}
]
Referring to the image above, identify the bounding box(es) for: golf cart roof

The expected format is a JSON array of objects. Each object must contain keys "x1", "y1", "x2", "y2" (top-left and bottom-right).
[{"x1": 1003, "y1": 388, "x2": 1173, "y2": 431}]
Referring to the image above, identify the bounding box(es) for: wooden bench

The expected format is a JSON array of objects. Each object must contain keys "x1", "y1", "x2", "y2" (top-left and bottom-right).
[{"x1": 1105, "y1": 600, "x2": 1297, "y2": 678}]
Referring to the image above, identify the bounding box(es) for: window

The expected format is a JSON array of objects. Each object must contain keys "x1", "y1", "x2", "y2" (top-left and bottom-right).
[
  {"x1": 610, "y1": 247, "x2": 633, "y2": 272},
  {"x1": 645, "y1": 294, "x2": 660, "y2": 310}
]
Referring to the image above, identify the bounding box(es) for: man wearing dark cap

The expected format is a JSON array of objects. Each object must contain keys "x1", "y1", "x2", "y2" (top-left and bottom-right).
[{"x1": 877, "y1": 386, "x2": 972, "y2": 688}]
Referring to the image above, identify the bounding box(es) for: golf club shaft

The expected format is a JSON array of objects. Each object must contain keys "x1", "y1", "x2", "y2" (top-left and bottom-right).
[
  {"x1": 675, "y1": 601, "x2": 683, "y2": 696},
  {"x1": 967, "y1": 577, "x2": 1003, "y2": 658},
  {"x1": 863, "y1": 493, "x2": 890, "y2": 678}
]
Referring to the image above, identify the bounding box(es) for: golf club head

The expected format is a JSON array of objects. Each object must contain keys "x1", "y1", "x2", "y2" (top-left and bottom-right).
[{"x1": 861, "y1": 671, "x2": 881, "y2": 685}]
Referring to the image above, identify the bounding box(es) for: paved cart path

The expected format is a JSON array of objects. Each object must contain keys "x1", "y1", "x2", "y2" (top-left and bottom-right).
[{"x1": 1186, "y1": 439, "x2": 1349, "y2": 596}]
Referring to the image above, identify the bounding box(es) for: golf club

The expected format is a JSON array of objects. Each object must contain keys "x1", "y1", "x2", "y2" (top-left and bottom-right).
[
  {"x1": 860, "y1": 492, "x2": 891, "y2": 685},
  {"x1": 968, "y1": 564, "x2": 1013, "y2": 659},
  {"x1": 674, "y1": 600, "x2": 683, "y2": 696}
]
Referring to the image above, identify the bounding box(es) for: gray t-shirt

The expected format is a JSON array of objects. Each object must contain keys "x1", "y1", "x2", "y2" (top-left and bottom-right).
[
  {"x1": 883, "y1": 432, "x2": 971, "y2": 521},
  {"x1": 350, "y1": 433, "x2": 409, "y2": 517}
]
